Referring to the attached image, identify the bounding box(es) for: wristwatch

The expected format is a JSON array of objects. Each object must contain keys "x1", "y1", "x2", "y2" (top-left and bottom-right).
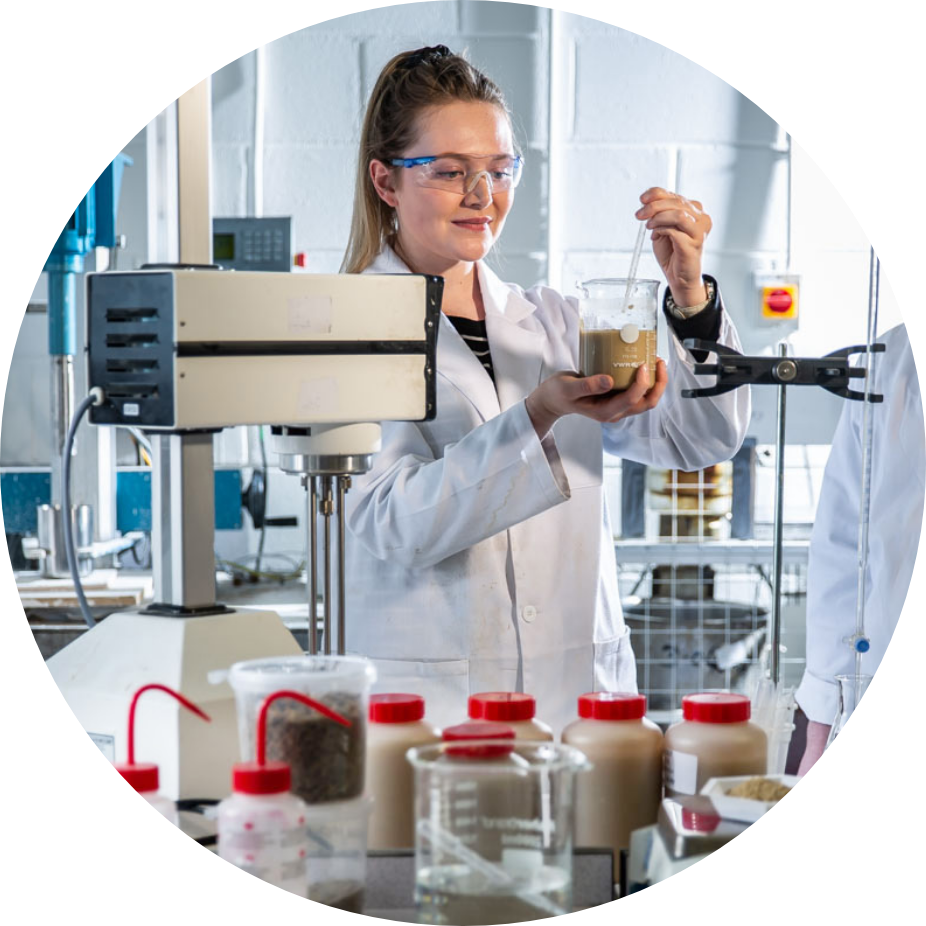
[{"x1": 666, "y1": 277, "x2": 716, "y2": 320}]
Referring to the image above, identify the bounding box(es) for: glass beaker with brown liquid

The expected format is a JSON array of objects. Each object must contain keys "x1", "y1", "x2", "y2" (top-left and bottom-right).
[{"x1": 577, "y1": 278, "x2": 659, "y2": 392}]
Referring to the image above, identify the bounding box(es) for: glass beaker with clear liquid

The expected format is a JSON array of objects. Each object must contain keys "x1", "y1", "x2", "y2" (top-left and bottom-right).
[
  {"x1": 408, "y1": 734, "x2": 589, "y2": 925},
  {"x1": 825, "y1": 674, "x2": 873, "y2": 749},
  {"x1": 577, "y1": 278, "x2": 659, "y2": 392}
]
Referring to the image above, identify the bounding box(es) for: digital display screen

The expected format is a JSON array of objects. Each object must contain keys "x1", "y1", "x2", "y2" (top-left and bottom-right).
[{"x1": 213, "y1": 233, "x2": 235, "y2": 261}]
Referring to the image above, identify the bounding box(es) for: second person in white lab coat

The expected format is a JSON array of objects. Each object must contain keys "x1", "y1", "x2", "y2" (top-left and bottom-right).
[
  {"x1": 341, "y1": 45, "x2": 751, "y2": 732},
  {"x1": 795, "y1": 323, "x2": 924, "y2": 772}
]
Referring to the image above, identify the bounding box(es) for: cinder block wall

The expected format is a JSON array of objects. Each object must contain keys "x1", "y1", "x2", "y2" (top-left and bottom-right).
[
  {"x1": 549, "y1": 11, "x2": 898, "y2": 444},
  {"x1": 211, "y1": 1, "x2": 550, "y2": 283},
  {"x1": 212, "y1": 3, "x2": 895, "y2": 449}
]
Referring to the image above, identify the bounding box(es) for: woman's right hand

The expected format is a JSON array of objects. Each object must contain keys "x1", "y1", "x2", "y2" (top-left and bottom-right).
[{"x1": 525, "y1": 360, "x2": 668, "y2": 439}]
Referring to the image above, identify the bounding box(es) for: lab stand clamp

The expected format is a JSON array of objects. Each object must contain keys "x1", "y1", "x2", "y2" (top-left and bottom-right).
[
  {"x1": 680, "y1": 338, "x2": 885, "y2": 689},
  {"x1": 680, "y1": 341, "x2": 886, "y2": 403}
]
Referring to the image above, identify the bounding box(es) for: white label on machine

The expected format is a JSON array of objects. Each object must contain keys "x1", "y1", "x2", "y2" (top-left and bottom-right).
[
  {"x1": 298, "y1": 378, "x2": 339, "y2": 416},
  {"x1": 123, "y1": 403, "x2": 140, "y2": 417},
  {"x1": 665, "y1": 750, "x2": 699, "y2": 795},
  {"x1": 89, "y1": 732, "x2": 115, "y2": 762},
  {"x1": 288, "y1": 295, "x2": 333, "y2": 334}
]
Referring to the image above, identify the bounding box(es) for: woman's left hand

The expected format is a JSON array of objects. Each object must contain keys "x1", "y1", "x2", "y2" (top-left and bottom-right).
[{"x1": 636, "y1": 188, "x2": 712, "y2": 307}]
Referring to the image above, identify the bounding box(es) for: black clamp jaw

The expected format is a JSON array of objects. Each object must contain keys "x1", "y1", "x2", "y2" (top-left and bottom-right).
[{"x1": 680, "y1": 340, "x2": 886, "y2": 402}]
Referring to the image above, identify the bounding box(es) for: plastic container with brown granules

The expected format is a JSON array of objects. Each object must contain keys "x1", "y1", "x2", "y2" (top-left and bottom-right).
[{"x1": 727, "y1": 777, "x2": 792, "y2": 802}]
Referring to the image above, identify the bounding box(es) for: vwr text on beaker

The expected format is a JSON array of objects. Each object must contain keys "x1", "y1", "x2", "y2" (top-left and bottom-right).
[{"x1": 480, "y1": 817, "x2": 556, "y2": 833}]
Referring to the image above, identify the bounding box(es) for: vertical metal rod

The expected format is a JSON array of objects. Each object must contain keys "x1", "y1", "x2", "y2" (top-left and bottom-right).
[
  {"x1": 308, "y1": 476, "x2": 318, "y2": 655},
  {"x1": 770, "y1": 344, "x2": 788, "y2": 687},
  {"x1": 337, "y1": 476, "x2": 348, "y2": 656},
  {"x1": 323, "y1": 477, "x2": 333, "y2": 656}
]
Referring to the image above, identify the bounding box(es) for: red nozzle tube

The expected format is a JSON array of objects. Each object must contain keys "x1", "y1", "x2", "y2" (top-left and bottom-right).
[
  {"x1": 255, "y1": 689, "x2": 351, "y2": 766},
  {"x1": 127, "y1": 683, "x2": 211, "y2": 765}
]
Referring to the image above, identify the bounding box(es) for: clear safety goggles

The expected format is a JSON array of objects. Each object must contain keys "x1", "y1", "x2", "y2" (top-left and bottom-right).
[{"x1": 389, "y1": 154, "x2": 523, "y2": 194}]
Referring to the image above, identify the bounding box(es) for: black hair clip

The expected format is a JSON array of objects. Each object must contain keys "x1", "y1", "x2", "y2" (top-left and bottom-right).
[{"x1": 400, "y1": 45, "x2": 451, "y2": 69}]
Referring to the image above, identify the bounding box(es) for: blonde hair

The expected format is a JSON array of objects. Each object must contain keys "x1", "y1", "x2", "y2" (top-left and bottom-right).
[{"x1": 341, "y1": 45, "x2": 512, "y2": 274}]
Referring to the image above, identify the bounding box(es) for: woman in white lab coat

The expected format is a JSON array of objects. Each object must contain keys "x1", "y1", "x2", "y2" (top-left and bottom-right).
[
  {"x1": 341, "y1": 46, "x2": 751, "y2": 732},
  {"x1": 796, "y1": 323, "x2": 924, "y2": 772}
]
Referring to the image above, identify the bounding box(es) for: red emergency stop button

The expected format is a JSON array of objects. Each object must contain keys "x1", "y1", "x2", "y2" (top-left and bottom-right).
[
  {"x1": 761, "y1": 283, "x2": 799, "y2": 319},
  {"x1": 767, "y1": 289, "x2": 792, "y2": 313}
]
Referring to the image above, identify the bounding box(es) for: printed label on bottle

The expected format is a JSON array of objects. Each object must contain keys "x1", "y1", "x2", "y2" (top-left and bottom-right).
[{"x1": 665, "y1": 749, "x2": 699, "y2": 795}]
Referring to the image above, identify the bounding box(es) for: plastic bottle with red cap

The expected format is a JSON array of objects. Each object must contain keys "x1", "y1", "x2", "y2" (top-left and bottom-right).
[
  {"x1": 366, "y1": 693, "x2": 440, "y2": 850},
  {"x1": 114, "y1": 684, "x2": 211, "y2": 827},
  {"x1": 664, "y1": 693, "x2": 767, "y2": 798},
  {"x1": 466, "y1": 692, "x2": 553, "y2": 742},
  {"x1": 561, "y1": 692, "x2": 663, "y2": 878},
  {"x1": 217, "y1": 689, "x2": 352, "y2": 897}
]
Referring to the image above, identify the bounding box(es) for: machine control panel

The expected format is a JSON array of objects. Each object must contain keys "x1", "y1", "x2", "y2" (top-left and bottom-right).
[{"x1": 213, "y1": 216, "x2": 292, "y2": 272}]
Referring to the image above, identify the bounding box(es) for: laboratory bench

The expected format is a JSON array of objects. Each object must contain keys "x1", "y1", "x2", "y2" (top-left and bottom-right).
[
  {"x1": 177, "y1": 790, "x2": 752, "y2": 915},
  {"x1": 179, "y1": 807, "x2": 616, "y2": 917}
]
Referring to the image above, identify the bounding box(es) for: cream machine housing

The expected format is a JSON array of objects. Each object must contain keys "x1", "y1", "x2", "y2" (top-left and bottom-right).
[{"x1": 87, "y1": 268, "x2": 441, "y2": 431}]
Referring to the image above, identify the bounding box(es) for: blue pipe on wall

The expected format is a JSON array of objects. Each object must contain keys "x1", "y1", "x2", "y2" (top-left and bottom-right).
[{"x1": 43, "y1": 153, "x2": 133, "y2": 357}]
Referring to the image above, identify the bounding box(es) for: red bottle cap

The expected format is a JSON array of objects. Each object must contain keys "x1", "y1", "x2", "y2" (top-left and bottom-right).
[
  {"x1": 682, "y1": 693, "x2": 751, "y2": 724},
  {"x1": 577, "y1": 692, "x2": 647, "y2": 721},
  {"x1": 114, "y1": 762, "x2": 159, "y2": 793},
  {"x1": 370, "y1": 693, "x2": 426, "y2": 724},
  {"x1": 469, "y1": 692, "x2": 536, "y2": 723},
  {"x1": 115, "y1": 684, "x2": 210, "y2": 795},
  {"x1": 232, "y1": 761, "x2": 292, "y2": 795},
  {"x1": 443, "y1": 722, "x2": 515, "y2": 758}
]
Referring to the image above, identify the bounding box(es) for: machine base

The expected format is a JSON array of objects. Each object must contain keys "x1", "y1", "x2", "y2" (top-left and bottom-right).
[{"x1": 47, "y1": 607, "x2": 303, "y2": 800}]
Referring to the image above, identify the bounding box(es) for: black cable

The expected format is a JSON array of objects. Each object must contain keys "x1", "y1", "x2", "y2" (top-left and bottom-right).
[{"x1": 63, "y1": 388, "x2": 105, "y2": 630}]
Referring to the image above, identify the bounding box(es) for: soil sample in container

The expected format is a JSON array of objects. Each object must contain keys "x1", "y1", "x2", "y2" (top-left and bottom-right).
[{"x1": 265, "y1": 691, "x2": 365, "y2": 803}]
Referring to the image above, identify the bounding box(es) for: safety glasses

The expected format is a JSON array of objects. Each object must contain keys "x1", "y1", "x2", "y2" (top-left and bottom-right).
[{"x1": 389, "y1": 153, "x2": 523, "y2": 194}]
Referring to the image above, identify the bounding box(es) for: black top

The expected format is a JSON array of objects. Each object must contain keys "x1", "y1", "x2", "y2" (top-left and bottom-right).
[{"x1": 447, "y1": 314, "x2": 495, "y2": 382}]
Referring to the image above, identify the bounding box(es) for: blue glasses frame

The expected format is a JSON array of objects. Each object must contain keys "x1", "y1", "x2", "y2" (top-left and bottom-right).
[{"x1": 388, "y1": 154, "x2": 524, "y2": 192}]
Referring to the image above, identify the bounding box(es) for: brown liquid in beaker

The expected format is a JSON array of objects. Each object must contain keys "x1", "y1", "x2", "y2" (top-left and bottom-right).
[{"x1": 579, "y1": 328, "x2": 657, "y2": 391}]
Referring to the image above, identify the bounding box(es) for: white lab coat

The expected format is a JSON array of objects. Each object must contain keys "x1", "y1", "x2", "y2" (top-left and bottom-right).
[
  {"x1": 345, "y1": 247, "x2": 751, "y2": 732},
  {"x1": 796, "y1": 324, "x2": 924, "y2": 725}
]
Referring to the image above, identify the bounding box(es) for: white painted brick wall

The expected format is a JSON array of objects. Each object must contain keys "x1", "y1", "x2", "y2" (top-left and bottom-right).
[
  {"x1": 209, "y1": 2, "x2": 883, "y2": 448},
  {"x1": 549, "y1": 11, "x2": 891, "y2": 443},
  {"x1": 213, "y1": 1, "x2": 549, "y2": 285}
]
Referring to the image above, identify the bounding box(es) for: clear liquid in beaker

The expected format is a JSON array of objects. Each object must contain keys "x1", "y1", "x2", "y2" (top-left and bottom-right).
[{"x1": 415, "y1": 863, "x2": 570, "y2": 925}]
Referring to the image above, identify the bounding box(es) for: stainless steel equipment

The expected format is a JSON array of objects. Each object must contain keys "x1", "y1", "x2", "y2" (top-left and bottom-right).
[{"x1": 622, "y1": 599, "x2": 766, "y2": 713}]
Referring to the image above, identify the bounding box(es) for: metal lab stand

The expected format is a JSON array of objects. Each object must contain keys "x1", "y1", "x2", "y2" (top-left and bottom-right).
[{"x1": 682, "y1": 338, "x2": 884, "y2": 686}]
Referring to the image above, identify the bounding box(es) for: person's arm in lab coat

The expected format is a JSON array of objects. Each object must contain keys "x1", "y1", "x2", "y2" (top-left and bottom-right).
[
  {"x1": 794, "y1": 395, "x2": 865, "y2": 772},
  {"x1": 347, "y1": 320, "x2": 672, "y2": 571},
  {"x1": 347, "y1": 400, "x2": 571, "y2": 570}
]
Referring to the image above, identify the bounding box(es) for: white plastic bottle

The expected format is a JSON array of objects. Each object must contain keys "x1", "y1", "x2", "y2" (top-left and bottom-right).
[
  {"x1": 218, "y1": 760, "x2": 310, "y2": 897},
  {"x1": 218, "y1": 687, "x2": 353, "y2": 897},
  {"x1": 114, "y1": 683, "x2": 211, "y2": 828},
  {"x1": 115, "y1": 763, "x2": 180, "y2": 826}
]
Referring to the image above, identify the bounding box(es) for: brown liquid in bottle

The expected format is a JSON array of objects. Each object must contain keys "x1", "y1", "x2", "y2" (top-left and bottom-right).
[
  {"x1": 465, "y1": 692, "x2": 554, "y2": 742},
  {"x1": 664, "y1": 693, "x2": 767, "y2": 797},
  {"x1": 561, "y1": 693, "x2": 663, "y2": 881},
  {"x1": 366, "y1": 695, "x2": 440, "y2": 850}
]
